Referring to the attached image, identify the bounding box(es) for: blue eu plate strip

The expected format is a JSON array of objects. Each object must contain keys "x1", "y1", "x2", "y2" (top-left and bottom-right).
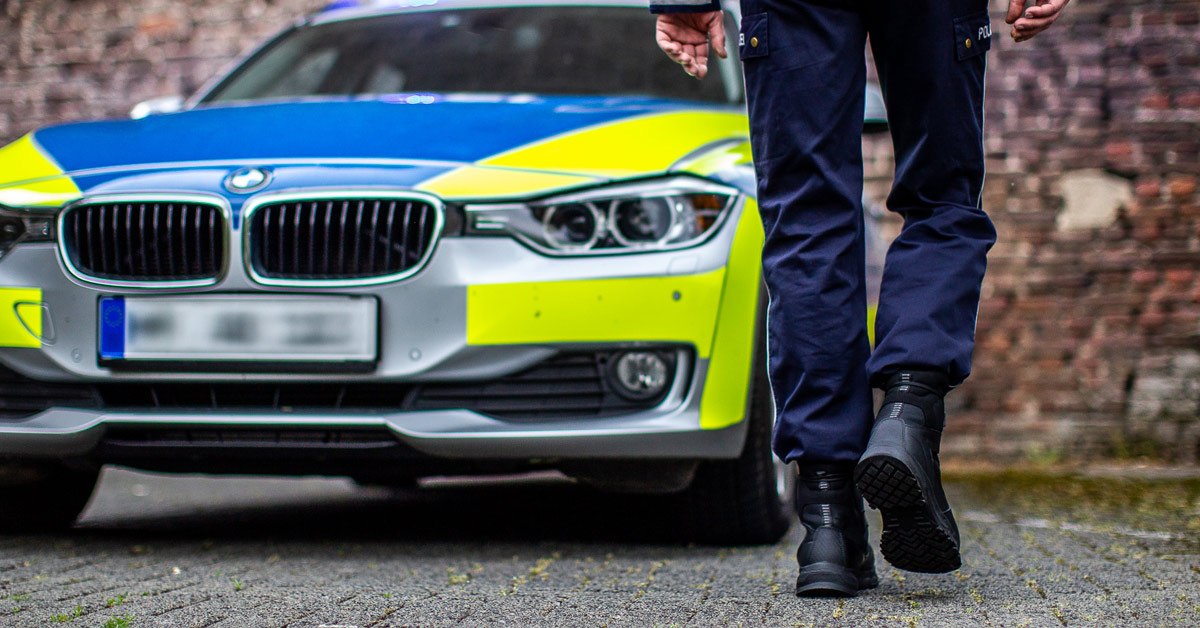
[{"x1": 98, "y1": 297, "x2": 126, "y2": 359}]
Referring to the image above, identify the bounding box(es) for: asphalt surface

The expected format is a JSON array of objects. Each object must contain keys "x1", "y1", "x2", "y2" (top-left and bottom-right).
[{"x1": 1, "y1": 467, "x2": 1197, "y2": 628}]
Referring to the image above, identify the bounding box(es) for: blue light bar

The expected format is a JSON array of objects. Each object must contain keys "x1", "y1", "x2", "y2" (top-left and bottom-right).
[
  {"x1": 321, "y1": 0, "x2": 363, "y2": 11},
  {"x1": 319, "y1": 0, "x2": 440, "y2": 12}
]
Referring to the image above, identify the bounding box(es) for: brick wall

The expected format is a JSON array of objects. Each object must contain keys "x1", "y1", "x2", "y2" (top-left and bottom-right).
[
  {"x1": 955, "y1": 0, "x2": 1200, "y2": 463},
  {"x1": 2, "y1": 0, "x2": 1199, "y2": 461},
  {"x1": 0, "y1": 0, "x2": 325, "y2": 139}
]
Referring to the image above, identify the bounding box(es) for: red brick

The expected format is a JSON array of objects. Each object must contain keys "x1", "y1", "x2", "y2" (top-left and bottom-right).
[
  {"x1": 1141, "y1": 92, "x2": 1171, "y2": 109},
  {"x1": 1131, "y1": 268, "x2": 1159, "y2": 285},
  {"x1": 1141, "y1": 12, "x2": 1170, "y2": 26},
  {"x1": 1164, "y1": 268, "x2": 1194, "y2": 286},
  {"x1": 1167, "y1": 175, "x2": 1198, "y2": 200},
  {"x1": 1138, "y1": 308, "x2": 1168, "y2": 330},
  {"x1": 1105, "y1": 141, "x2": 1135, "y2": 160},
  {"x1": 1108, "y1": 13, "x2": 1131, "y2": 28},
  {"x1": 1135, "y1": 178, "x2": 1162, "y2": 198},
  {"x1": 1174, "y1": 11, "x2": 1200, "y2": 26},
  {"x1": 1141, "y1": 53, "x2": 1171, "y2": 68}
]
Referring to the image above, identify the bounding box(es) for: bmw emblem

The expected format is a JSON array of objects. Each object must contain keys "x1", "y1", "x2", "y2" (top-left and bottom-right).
[{"x1": 224, "y1": 167, "x2": 272, "y2": 194}]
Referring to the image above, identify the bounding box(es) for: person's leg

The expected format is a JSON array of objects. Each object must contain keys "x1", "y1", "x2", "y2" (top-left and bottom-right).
[
  {"x1": 738, "y1": 0, "x2": 875, "y2": 596},
  {"x1": 864, "y1": 0, "x2": 997, "y2": 385},
  {"x1": 740, "y1": 0, "x2": 873, "y2": 469},
  {"x1": 856, "y1": 0, "x2": 996, "y2": 574}
]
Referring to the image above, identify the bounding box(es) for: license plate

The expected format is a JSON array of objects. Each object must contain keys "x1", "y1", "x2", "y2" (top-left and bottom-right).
[{"x1": 98, "y1": 295, "x2": 377, "y2": 362}]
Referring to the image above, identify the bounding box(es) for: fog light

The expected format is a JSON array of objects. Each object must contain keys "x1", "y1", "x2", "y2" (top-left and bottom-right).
[{"x1": 611, "y1": 351, "x2": 669, "y2": 399}]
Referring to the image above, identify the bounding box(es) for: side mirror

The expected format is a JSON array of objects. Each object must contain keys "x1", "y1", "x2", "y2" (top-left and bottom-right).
[
  {"x1": 864, "y1": 83, "x2": 888, "y2": 134},
  {"x1": 130, "y1": 95, "x2": 185, "y2": 120}
]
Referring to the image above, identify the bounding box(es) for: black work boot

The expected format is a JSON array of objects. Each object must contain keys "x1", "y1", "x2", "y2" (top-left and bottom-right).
[
  {"x1": 795, "y1": 463, "x2": 879, "y2": 597},
  {"x1": 855, "y1": 370, "x2": 961, "y2": 573}
]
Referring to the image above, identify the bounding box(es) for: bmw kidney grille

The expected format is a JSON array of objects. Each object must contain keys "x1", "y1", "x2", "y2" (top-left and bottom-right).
[
  {"x1": 247, "y1": 197, "x2": 439, "y2": 282},
  {"x1": 60, "y1": 200, "x2": 225, "y2": 284}
]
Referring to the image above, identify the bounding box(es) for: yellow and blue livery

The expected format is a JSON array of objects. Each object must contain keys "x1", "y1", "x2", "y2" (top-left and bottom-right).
[{"x1": 0, "y1": 0, "x2": 884, "y2": 542}]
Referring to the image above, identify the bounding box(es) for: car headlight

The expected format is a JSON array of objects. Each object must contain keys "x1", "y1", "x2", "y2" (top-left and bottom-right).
[
  {"x1": 464, "y1": 177, "x2": 738, "y2": 254},
  {"x1": 0, "y1": 205, "x2": 55, "y2": 260}
]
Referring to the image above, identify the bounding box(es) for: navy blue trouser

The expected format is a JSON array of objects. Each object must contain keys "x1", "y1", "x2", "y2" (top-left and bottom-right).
[{"x1": 738, "y1": 0, "x2": 998, "y2": 464}]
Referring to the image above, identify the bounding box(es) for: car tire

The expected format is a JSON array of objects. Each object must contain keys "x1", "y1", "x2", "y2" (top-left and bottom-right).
[
  {"x1": 673, "y1": 293, "x2": 794, "y2": 545},
  {"x1": 0, "y1": 461, "x2": 98, "y2": 532}
]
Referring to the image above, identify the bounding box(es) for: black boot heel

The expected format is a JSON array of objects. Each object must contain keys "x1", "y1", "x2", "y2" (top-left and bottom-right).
[
  {"x1": 794, "y1": 463, "x2": 878, "y2": 597},
  {"x1": 856, "y1": 370, "x2": 961, "y2": 574}
]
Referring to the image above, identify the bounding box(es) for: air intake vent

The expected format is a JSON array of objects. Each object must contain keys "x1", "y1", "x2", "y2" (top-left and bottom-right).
[
  {"x1": 60, "y1": 199, "x2": 225, "y2": 283},
  {"x1": 247, "y1": 196, "x2": 440, "y2": 283},
  {"x1": 0, "y1": 352, "x2": 683, "y2": 422},
  {"x1": 411, "y1": 352, "x2": 678, "y2": 420},
  {"x1": 0, "y1": 365, "x2": 101, "y2": 419}
]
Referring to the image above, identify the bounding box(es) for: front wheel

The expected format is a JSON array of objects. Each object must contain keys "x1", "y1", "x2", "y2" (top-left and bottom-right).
[
  {"x1": 673, "y1": 332, "x2": 794, "y2": 545},
  {"x1": 0, "y1": 461, "x2": 98, "y2": 532}
]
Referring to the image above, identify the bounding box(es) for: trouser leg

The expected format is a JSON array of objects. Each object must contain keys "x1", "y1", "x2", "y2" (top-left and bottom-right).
[
  {"x1": 739, "y1": 0, "x2": 872, "y2": 464},
  {"x1": 863, "y1": 0, "x2": 998, "y2": 387}
]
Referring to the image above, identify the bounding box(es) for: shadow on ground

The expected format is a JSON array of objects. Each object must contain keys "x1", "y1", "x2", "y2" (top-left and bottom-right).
[{"x1": 72, "y1": 469, "x2": 731, "y2": 546}]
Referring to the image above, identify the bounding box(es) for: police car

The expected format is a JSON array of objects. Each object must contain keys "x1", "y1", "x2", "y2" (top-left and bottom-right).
[{"x1": 0, "y1": 0, "x2": 885, "y2": 542}]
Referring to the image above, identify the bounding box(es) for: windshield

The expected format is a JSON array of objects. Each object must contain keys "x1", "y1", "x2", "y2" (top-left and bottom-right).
[{"x1": 202, "y1": 7, "x2": 742, "y2": 105}]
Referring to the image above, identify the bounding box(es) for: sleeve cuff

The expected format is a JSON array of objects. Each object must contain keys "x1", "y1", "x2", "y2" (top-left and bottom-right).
[{"x1": 649, "y1": 0, "x2": 721, "y2": 14}]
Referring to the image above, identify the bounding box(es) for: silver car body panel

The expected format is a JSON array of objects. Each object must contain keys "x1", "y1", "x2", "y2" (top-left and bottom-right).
[{"x1": 0, "y1": 194, "x2": 754, "y2": 461}]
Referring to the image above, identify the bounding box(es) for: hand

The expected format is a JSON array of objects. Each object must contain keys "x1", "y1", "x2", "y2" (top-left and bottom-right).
[
  {"x1": 655, "y1": 12, "x2": 727, "y2": 79},
  {"x1": 1006, "y1": 0, "x2": 1070, "y2": 42}
]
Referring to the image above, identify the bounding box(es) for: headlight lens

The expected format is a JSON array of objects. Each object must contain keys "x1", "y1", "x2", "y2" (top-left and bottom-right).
[
  {"x1": 612, "y1": 198, "x2": 674, "y2": 245},
  {"x1": 544, "y1": 203, "x2": 601, "y2": 251},
  {"x1": 465, "y1": 177, "x2": 737, "y2": 255},
  {"x1": 0, "y1": 205, "x2": 54, "y2": 259}
]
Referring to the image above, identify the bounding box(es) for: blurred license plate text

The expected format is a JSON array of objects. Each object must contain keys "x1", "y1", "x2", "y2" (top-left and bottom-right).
[{"x1": 98, "y1": 295, "x2": 377, "y2": 362}]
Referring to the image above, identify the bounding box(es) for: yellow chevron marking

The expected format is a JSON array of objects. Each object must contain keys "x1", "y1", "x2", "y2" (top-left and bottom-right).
[
  {"x1": 480, "y1": 111, "x2": 749, "y2": 178},
  {"x1": 416, "y1": 166, "x2": 599, "y2": 200},
  {"x1": 467, "y1": 269, "x2": 726, "y2": 358},
  {"x1": 465, "y1": 200, "x2": 769, "y2": 431},
  {"x1": 699, "y1": 198, "x2": 763, "y2": 430},
  {"x1": 0, "y1": 135, "x2": 81, "y2": 208},
  {"x1": 868, "y1": 303, "x2": 878, "y2": 347},
  {"x1": 676, "y1": 140, "x2": 753, "y2": 176},
  {"x1": 0, "y1": 288, "x2": 43, "y2": 348}
]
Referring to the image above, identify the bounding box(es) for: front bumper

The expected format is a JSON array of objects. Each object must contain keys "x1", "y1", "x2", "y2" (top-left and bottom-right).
[
  {"x1": 0, "y1": 195, "x2": 764, "y2": 465},
  {"x1": 0, "y1": 404, "x2": 747, "y2": 461}
]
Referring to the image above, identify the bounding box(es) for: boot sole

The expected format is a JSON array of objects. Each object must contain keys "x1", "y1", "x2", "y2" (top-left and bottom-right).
[
  {"x1": 796, "y1": 561, "x2": 879, "y2": 598},
  {"x1": 855, "y1": 455, "x2": 961, "y2": 574}
]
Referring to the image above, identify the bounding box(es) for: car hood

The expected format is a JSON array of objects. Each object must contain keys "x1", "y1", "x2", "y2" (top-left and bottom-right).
[{"x1": 0, "y1": 96, "x2": 751, "y2": 207}]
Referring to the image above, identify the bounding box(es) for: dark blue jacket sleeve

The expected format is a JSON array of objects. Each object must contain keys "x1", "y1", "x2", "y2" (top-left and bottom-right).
[{"x1": 649, "y1": 0, "x2": 721, "y2": 14}]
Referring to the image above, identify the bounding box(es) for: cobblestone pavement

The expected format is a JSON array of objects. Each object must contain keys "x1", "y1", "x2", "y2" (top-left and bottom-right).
[{"x1": 0, "y1": 467, "x2": 1197, "y2": 627}]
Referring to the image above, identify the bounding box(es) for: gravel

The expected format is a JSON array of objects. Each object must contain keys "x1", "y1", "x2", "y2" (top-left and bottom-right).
[{"x1": 0, "y1": 466, "x2": 1196, "y2": 627}]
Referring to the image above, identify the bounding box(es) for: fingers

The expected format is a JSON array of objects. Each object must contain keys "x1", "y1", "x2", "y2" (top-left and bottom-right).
[
  {"x1": 1005, "y1": 0, "x2": 1026, "y2": 24},
  {"x1": 655, "y1": 12, "x2": 722, "y2": 78},
  {"x1": 675, "y1": 43, "x2": 707, "y2": 78},
  {"x1": 693, "y1": 44, "x2": 710, "y2": 78},
  {"x1": 1023, "y1": 0, "x2": 1069, "y2": 19},
  {"x1": 708, "y1": 15, "x2": 727, "y2": 59},
  {"x1": 1010, "y1": 13, "x2": 1057, "y2": 40},
  {"x1": 677, "y1": 51, "x2": 696, "y2": 77},
  {"x1": 656, "y1": 28, "x2": 684, "y2": 60},
  {"x1": 1011, "y1": 0, "x2": 1069, "y2": 41}
]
